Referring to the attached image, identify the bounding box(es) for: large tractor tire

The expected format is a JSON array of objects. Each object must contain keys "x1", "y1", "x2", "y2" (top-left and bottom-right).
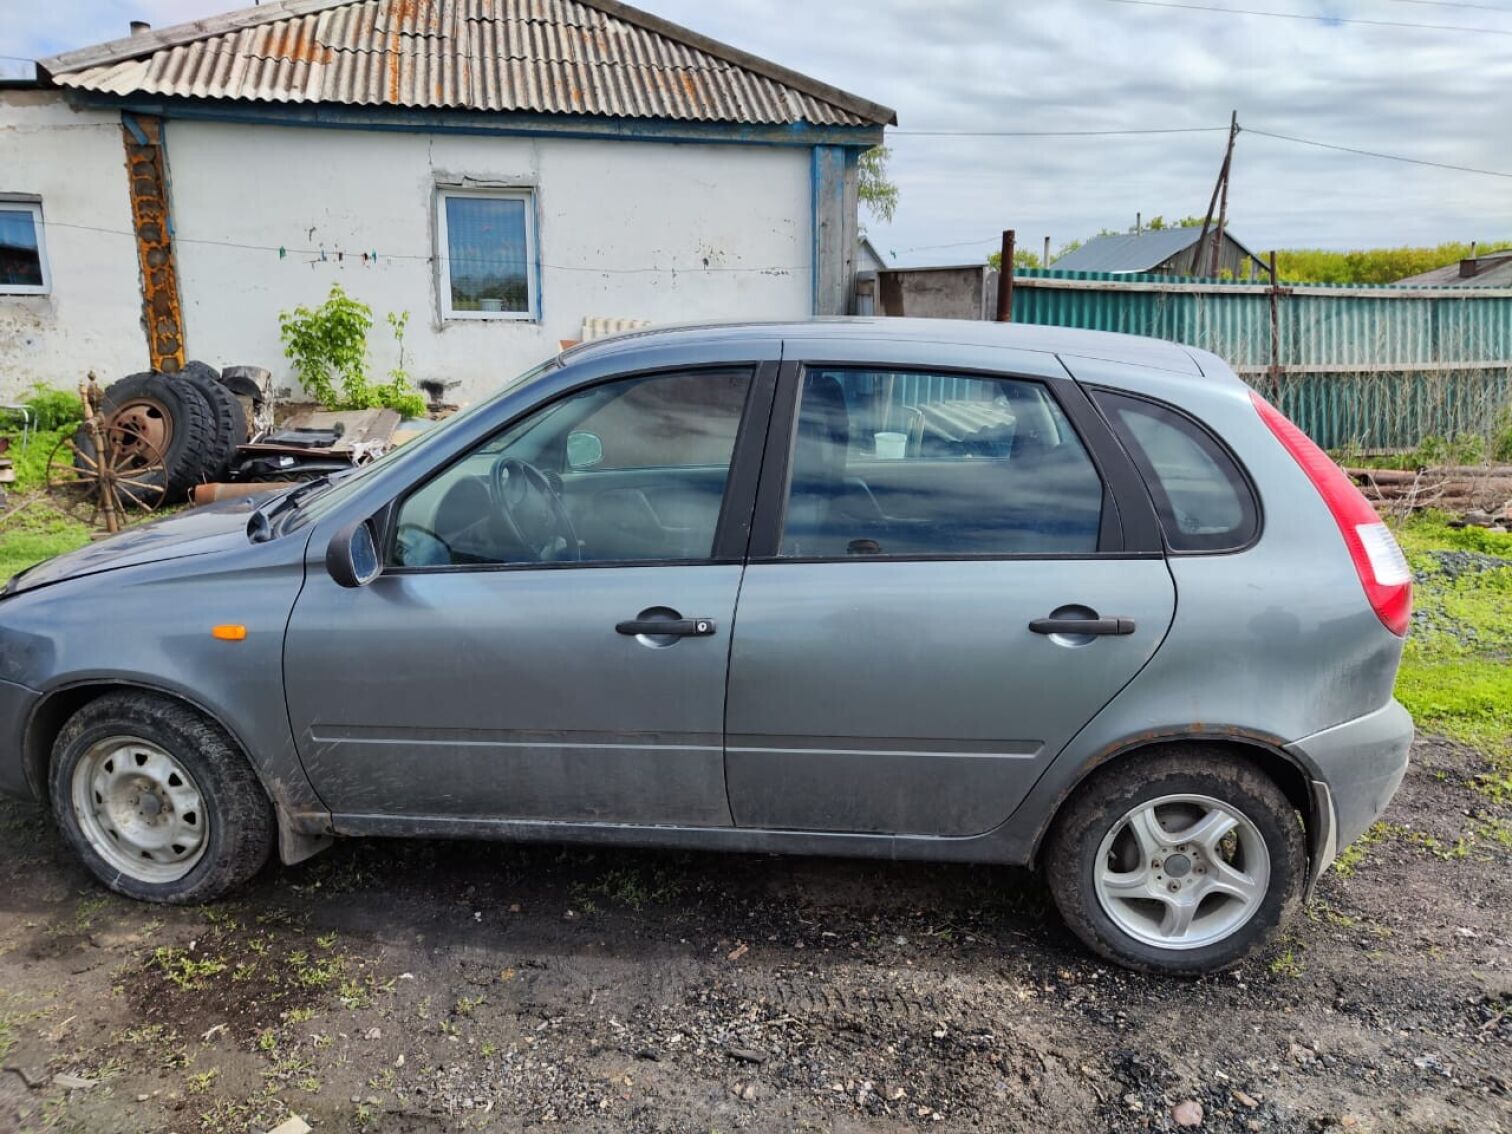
[
  {"x1": 78, "y1": 372, "x2": 216, "y2": 500},
  {"x1": 179, "y1": 360, "x2": 248, "y2": 483}
]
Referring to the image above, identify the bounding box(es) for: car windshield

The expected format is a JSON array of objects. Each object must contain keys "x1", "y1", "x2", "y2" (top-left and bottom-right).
[{"x1": 284, "y1": 358, "x2": 560, "y2": 528}]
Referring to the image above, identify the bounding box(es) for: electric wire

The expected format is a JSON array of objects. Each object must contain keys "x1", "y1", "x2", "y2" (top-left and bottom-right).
[{"x1": 1093, "y1": 0, "x2": 1512, "y2": 35}]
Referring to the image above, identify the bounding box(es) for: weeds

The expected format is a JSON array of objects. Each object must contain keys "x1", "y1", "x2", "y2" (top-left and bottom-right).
[
  {"x1": 570, "y1": 866, "x2": 683, "y2": 912},
  {"x1": 151, "y1": 946, "x2": 228, "y2": 991},
  {"x1": 1268, "y1": 949, "x2": 1304, "y2": 978},
  {"x1": 1334, "y1": 822, "x2": 1393, "y2": 877},
  {"x1": 1391, "y1": 513, "x2": 1512, "y2": 800}
]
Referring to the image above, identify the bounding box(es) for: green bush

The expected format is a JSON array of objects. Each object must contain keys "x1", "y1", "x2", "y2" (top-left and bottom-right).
[
  {"x1": 1275, "y1": 240, "x2": 1512, "y2": 285},
  {"x1": 1492, "y1": 407, "x2": 1512, "y2": 464},
  {"x1": 2, "y1": 384, "x2": 84, "y2": 433},
  {"x1": 279, "y1": 285, "x2": 427, "y2": 419}
]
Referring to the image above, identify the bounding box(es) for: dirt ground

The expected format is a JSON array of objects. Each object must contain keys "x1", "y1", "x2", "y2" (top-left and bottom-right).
[{"x1": 0, "y1": 735, "x2": 1507, "y2": 1134}]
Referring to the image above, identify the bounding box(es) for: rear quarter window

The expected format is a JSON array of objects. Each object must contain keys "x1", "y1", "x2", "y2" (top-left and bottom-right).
[{"x1": 1094, "y1": 390, "x2": 1259, "y2": 552}]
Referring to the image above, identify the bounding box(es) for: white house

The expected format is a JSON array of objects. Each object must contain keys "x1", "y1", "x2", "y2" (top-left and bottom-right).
[{"x1": 0, "y1": 0, "x2": 892, "y2": 401}]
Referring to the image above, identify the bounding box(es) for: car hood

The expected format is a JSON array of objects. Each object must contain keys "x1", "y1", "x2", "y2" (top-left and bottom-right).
[{"x1": 7, "y1": 495, "x2": 281, "y2": 595}]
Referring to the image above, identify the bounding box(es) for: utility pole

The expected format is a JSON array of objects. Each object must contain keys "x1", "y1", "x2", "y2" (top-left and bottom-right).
[
  {"x1": 1043, "y1": 235, "x2": 1051, "y2": 269},
  {"x1": 1210, "y1": 110, "x2": 1239, "y2": 276},
  {"x1": 1267, "y1": 250, "x2": 1282, "y2": 402},
  {"x1": 996, "y1": 230, "x2": 1016, "y2": 321},
  {"x1": 1189, "y1": 111, "x2": 1239, "y2": 277}
]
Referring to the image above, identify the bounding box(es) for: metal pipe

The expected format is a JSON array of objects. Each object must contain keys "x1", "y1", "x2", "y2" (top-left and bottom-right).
[
  {"x1": 996, "y1": 230, "x2": 1015, "y2": 322},
  {"x1": 191, "y1": 481, "x2": 298, "y2": 505}
]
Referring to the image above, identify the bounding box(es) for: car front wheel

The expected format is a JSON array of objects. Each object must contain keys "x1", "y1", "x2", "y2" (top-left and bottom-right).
[
  {"x1": 1044, "y1": 749, "x2": 1305, "y2": 975},
  {"x1": 50, "y1": 692, "x2": 274, "y2": 903}
]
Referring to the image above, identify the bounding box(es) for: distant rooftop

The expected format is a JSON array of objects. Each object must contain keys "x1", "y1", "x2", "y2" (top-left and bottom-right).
[
  {"x1": 1051, "y1": 226, "x2": 1260, "y2": 275},
  {"x1": 1395, "y1": 253, "x2": 1512, "y2": 289}
]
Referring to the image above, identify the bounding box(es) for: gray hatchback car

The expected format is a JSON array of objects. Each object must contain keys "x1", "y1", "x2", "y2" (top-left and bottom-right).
[{"x1": 0, "y1": 319, "x2": 1413, "y2": 975}]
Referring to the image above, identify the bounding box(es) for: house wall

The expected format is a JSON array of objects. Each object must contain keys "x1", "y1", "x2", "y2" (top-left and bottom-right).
[
  {"x1": 162, "y1": 121, "x2": 813, "y2": 403},
  {"x1": 0, "y1": 91, "x2": 148, "y2": 396},
  {"x1": 876, "y1": 266, "x2": 993, "y2": 320},
  {"x1": 1153, "y1": 234, "x2": 1259, "y2": 280}
]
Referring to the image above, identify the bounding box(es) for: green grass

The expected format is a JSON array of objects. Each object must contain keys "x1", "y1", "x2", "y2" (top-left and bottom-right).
[
  {"x1": 1391, "y1": 513, "x2": 1512, "y2": 792},
  {"x1": 0, "y1": 503, "x2": 91, "y2": 580}
]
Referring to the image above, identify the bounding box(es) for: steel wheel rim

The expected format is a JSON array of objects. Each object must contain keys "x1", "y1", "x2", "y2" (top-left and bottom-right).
[
  {"x1": 70, "y1": 736, "x2": 208, "y2": 883},
  {"x1": 1093, "y1": 793, "x2": 1270, "y2": 951},
  {"x1": 112, "y1": 398, "x2": 173, "y2": 455}
]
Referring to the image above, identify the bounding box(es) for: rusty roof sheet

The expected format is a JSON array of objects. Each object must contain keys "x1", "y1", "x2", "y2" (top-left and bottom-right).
[{"x1": 42, "y1": 0, "x2": 893, "y2": 127}]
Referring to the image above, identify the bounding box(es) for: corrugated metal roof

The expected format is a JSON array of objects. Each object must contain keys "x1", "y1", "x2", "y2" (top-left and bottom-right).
[
  {"x1": 1051, "y1": 227, "x2": 1259, "y2": 274},
  {"x1": 1395, "y1": 254, "x2": 1512, "y2": 288},
  {"x1": 42, "y1": 0, "x2": 893, "y2": 127}
]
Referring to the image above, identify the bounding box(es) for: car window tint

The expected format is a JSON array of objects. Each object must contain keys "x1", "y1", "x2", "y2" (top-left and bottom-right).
[
  {"x1": 1096, "y1": 390, "x2": 1258, "y2": 552},
  {"x1": 779, "y1": 369, "x2": 1103, "y2": 557},
  {"x1": 393, "y1": 369, "x2": 749, "y2": 567}
]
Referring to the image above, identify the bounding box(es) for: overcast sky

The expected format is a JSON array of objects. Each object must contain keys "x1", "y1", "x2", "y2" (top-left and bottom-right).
[{"x1": 4, "y1": 0, "x2": 1509, "y2": 264}]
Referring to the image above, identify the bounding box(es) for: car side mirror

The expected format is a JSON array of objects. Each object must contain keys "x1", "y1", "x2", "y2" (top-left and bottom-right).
[
  {"x1": 326, "y1": 520, "x2": 382, "y2": 588},
  {"x1": 566, "y1": 431, "x2": 603, "y2": 470}
]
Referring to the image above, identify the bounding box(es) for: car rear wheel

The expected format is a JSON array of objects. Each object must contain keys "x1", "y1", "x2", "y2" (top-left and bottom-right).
[
  {"x1": 50, "y1": 692, "x2": 274, "y2": 903},
  {"x1": 1044, "y1": 749, "x2": 1305, "y2": 975}
]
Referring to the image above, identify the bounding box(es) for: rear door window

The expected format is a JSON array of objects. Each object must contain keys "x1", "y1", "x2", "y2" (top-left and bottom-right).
[
  {"x1": 1095, "y1": 390, "x2": 1258, "y2": 552},
  {"x1": 778, "y1": 368, "x2": 1104, "y2": 557}
]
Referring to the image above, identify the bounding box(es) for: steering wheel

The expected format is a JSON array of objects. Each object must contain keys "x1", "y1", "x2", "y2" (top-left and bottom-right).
[{"x1": 488, "y1": 456, "x2": 582, "y2": 562}]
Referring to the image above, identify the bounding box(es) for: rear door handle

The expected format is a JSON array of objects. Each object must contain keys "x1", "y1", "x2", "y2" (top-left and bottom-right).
[
  {"x1": 616, "y1": 618, "x2": 716, "y2": 637},
  {"x1": 1028, "y1": 617, "x2": 1136, "y2": 636}
]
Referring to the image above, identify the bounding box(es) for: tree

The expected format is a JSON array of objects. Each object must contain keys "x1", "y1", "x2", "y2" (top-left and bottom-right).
[
  {"x1": 987, "y1": 249, "x2": 1046, "y2": 271},
  {"x1": 858, "y1": 146, "x2": 898, "y2": 227},
  {"x1": 1136, "y1": 214, "x2": 1206, "y2": 232}
]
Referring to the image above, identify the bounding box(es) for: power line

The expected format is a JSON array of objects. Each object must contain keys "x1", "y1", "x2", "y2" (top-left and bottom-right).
[
  {"x1": 888, "y1": 118, "x2": 1512, "y2": 181},
  {"x1": 1380, "y1": 0, "x2": 1512, "y2": 13},
  {"x1": 0, "y1": 54, "x2": 38, "y2": 63},
  {"x1": 895, "y1": 237, "x2": 1002, "y2": 254},
  {"x1": 1094, "y1": 0, "x2": 1512, "y2": 36},
  {"x1": 36, "y1": 219, "x2": 813, "y2": 273},
  {"x1": 892, "y1": 125, "x2": 1229, "y2": 137},
  {"x1": 1243, "y1": 127, "x2": 1512, "y2": 179}
]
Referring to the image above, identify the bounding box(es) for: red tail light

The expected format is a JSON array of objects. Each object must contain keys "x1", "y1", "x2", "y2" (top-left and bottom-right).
[{"x1": 1249, "y1": 391, "x2": 1412, "y2": 636}]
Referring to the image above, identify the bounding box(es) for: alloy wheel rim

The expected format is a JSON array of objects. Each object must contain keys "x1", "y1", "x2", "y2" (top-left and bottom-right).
[
  {"x1": 1093, "y1": 793, "x2": 1270, "y2": 951},
  {"x1": 70, "y1": 736, "x2": 207, "y2": 884}
]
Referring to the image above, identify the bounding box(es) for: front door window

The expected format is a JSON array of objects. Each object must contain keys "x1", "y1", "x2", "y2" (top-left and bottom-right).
[{"x1": 392, "y1": 369, "x2": 751, "y2": 567}]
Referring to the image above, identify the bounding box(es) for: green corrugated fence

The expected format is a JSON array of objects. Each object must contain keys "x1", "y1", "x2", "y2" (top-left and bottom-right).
[{"x1": 1009, "y1": 268, "x2": 1512, "y2": 449}]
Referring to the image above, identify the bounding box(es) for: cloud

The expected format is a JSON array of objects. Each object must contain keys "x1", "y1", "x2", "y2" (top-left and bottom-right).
[{"x1": 4, "y1": 0, "x2": 1508, "y2": 259}]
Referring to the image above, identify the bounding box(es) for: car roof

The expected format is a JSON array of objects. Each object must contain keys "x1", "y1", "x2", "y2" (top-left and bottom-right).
[{"x1": 559, "y1": 317, "x2": 1209, "y2": 377}]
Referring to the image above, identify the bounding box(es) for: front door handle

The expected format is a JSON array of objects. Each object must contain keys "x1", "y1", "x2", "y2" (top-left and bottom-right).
[
  {"x1": 616, "y1": 618, "x2": 716, "y2": 637},
  {"x1": 1029, "y1": 616, "x2": 1136, "y2": 636}
]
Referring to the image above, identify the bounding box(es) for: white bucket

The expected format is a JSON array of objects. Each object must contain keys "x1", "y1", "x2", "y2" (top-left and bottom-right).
[
  {"x1": 874, "y1": 431, "x2": 907, "y2": 459},
  {"x1": 479, "y1": 298, "x2": 505, "y2": 312}
]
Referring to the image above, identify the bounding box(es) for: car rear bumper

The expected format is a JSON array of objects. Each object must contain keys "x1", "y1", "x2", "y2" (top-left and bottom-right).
[
  {"x1": 1287, "y1": 698, "x2": 1413, "y2": 879},
  {"x1": 0, "y1": 678, "x2": 40, "y2": 802}
]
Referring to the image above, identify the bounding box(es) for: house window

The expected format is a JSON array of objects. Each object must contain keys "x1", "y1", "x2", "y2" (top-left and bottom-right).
[
  {"x1": 437, "y1": 189, "x2": 535, "y2": 321},
  {"x1": 0, "y1": 201, "x2": 49, "y2": 295}
]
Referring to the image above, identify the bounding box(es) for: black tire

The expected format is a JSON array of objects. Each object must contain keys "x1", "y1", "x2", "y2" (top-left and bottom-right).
[
  {"x1": 180, "y1": 360, "x2": 248, "y2": 481},
  {"x1": 1044, "y1": 748, "x2": 1305, "y2": 976},
  {"x1": 49, "y1": 692, "x2": 274, "y2": 904},
  {"x1": 80, "y1": 371, "x2": 216, "y2": 500}
]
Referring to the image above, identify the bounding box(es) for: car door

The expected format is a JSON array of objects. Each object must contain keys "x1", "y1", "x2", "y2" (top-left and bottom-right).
[
  {"x1": 284, "y1": 363, "x2": 774, "y2": 825},
  {"x1": 724, "y1": 356, "x2": 1176, "y2": 837}
]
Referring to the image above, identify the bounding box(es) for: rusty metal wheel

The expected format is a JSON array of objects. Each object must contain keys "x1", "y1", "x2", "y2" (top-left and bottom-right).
[
  {"x1": 46, "y1": 426, "x2": 168, "y2": 529},
  {"x1": 110, "y1": 395, "x2": 175, "y2": 457}
]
